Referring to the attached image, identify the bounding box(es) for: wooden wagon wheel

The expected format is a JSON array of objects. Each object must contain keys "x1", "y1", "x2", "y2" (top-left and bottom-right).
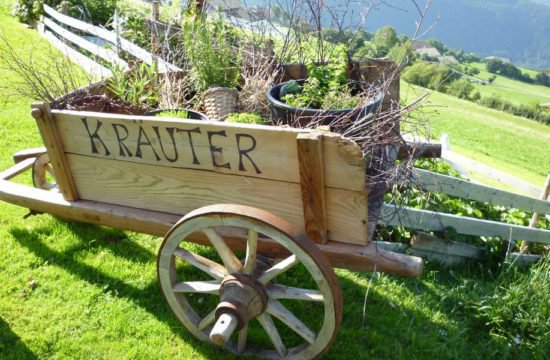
[
  {"x1": 157, "y1": 204, "x2": 343, "y2": 359},
  {"x1": 32, "y1": 153, "x2": 57, "y2": 190}
]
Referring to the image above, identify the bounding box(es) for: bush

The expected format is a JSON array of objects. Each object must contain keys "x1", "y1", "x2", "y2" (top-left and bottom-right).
[
  {"x1": 477, "y1": 95, "x2": 550, "y2": 125},
  {"x1": 402, "y1": 61, "x2": 458, "y2": 90},
  {"x1": 14, "y1": 0, "x2": 116, "y2": 26},
  {"x1": 226, "y1": 113, "x2": 266, "y2": 125},
  {"x1": 447, "y1": 78, "x2": 475, "y2": 99}
]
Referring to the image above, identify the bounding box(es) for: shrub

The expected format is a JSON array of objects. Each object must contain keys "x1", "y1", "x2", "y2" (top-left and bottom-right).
[
  {"x1": 14, "y1": 0, "x2": 116, "y2": 26},
  {"x1": 226, "y1": 113, "x2": 266, "y2": 125},
  {"x1": 402, "y1": 61, "x2": 458, "y2": 90},
  {"x1": 181, "y1": 14, "x2": 241, "y2": 92},
  {"x1": 447, "y1": 78, "x2": 475, "y2": 99}
]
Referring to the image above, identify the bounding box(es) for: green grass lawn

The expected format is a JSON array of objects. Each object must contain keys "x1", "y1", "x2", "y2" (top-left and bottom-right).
[
  {"x1": 402, "y1": 82, "x2": 550, "y2": 187},
  {"x1": 1, "y1": 6, "x2": 549, "y2": 360},
  {"x1": 467, "y1": 62, "x2": 550, "y2": 106}
]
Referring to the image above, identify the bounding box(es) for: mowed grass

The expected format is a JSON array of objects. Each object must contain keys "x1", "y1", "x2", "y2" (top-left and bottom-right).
[
  {"x1": 402, "y1": 82, "x2": 550, "y2": 187},
  {"x1": 467, "y1": 62, "x2": 550, "y2": 106},
  {"x1": 1, "y1": 6, "x2": 549, "y2": 360}
]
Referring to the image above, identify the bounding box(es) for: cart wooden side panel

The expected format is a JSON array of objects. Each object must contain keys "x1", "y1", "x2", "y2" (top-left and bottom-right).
[{"x1": 34, "y1": 107, "x2": 369, "y2": 245}]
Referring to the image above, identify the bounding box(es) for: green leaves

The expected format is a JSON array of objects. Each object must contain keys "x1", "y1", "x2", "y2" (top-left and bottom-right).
[
  {"x1": 107, "y1": 62, "x2": 160, "y2": 108},
  {"x1": 281, "y1": 45, "x2": 360, "y2": 110}
]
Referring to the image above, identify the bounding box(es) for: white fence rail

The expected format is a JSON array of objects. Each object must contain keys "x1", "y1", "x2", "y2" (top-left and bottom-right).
[{"x1": 39, "y1": 4, "x2": 181, "y2": 76}]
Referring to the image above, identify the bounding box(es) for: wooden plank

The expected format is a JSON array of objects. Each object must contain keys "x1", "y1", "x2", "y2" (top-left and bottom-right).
[
  {"x1": 380, "y1": 204, "x2": 550, "y2": 245},
  {"x1": 0, "y1": 158, "x2": 35, "y2": 181},
  {"x1": 411, "y1": 232, "x2": 486, "y2": 266},
  {"x1": 13, "y1": 147, "x2": 46, "y2": 163},
  {"x1": 441, "y1": 145, "x2": 543, "y2": 198},
  {"x1": 43, "y1": 4, "x2": 180, "y2": 72},
  {"x1": 44, "y1": 18, "x2": 127, "y2": 68},
  {"x1": 414, "y1": 168, "x2": 550, "y2": 215},
  {"x1": 67, "y1": 154, "x2": 367, "y2": 245},
  {"x1": 0, "y1": 178, "x2": 422, "y2": 276},
  {"x1": 521, "y1": 170, "x2": 550, "y2": 252},
  {"x1": 53, "y1": 110, "x2": 366, "y2": 192},
  {"x1": 41, "y1": 30, "x2": 112, "y2": 78},
  {"x1": 31, "y1": 105, "x2": 79, "y2": 201},
  {"x1": 297, "y1": 133, "x2": 327, "y2": 244}
]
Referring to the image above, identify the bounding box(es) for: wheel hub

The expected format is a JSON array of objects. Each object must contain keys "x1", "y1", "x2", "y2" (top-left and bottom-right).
[{"x1": 215, "y1": 274, "x2": 268, "y2": 331}]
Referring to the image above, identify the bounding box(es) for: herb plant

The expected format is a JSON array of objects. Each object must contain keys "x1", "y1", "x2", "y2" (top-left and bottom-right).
[
  {"x1": 154, "y1": 110, "x2": 188, "y2": 119},
  {"x1": 226, "y1": 113, "x2": 266, "y2": 125},
  {"x1": 107, "y1": 62, "x2": 160, "y2": 108},
  {"x1": 181, "y1": 14, "x2": 240, "y2": 92},
  {"x1": 281, "y1": 45, "x2": 361, "y2": 110}
]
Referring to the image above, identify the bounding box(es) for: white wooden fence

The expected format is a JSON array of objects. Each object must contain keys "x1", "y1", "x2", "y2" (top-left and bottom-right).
[
  {"x1": 38, "y1": 4, "x2": 181, "y2": 77},
  {"x1": 378, "y1": 164, "x2": 550, "y2": 265}
]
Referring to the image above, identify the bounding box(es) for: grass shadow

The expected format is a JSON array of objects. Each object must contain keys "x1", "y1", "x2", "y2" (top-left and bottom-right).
[
  {"x1": 10, "y1": 225, "x2": 232, "y2": 359},
  {"x1": 0, "y1": 316, "x2": 37, "y2": 359}
]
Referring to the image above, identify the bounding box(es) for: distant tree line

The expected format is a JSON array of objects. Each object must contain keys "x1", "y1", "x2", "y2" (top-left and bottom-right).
[{"x1": 486, "y1": 58, "x2": 550, "y2": 87}]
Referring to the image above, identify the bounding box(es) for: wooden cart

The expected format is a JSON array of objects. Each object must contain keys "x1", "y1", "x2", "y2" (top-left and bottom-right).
[{"x1": 0, "y1": 103, "x2": 422, "y2": 359}]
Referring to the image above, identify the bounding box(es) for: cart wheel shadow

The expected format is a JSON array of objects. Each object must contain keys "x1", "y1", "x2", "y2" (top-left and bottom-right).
[
  {"x1": 0, "y1": 316, "x2": 37, "y2": 359},
  {"x1": 8, "y1": 221, "x2": 511, "y2": 359},
  {"x1": 9, "y1": 224, "x2": 232, "y2": 359}
]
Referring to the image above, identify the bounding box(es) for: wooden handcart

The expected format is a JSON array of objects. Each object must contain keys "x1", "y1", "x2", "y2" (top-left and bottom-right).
[{"x1": 0, "y1": 103, "x2": 422, "y2": 359}]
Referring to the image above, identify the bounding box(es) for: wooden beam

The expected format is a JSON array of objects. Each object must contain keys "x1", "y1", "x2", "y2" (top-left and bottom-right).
[
  {"x1": 297, "y1": 133, "x2": 328, "y2": 244},
  {"x1": 12, "y1": 147, "x2": 46, "y2": 163},
  {"x1": 411, "y1": 232, "x2": 486, "y2": 266},
  {"x1": 413, "y1": 168, "x2": 550, "y2": 215},
  {"x1": 40, "y1": 30, "x2": 112, "y2": 78},
  {"x1": 43, "y1": 4, "x2": 180, "y2": 72},
  {"x1": 381, "y1": 204, "x2": 550, "y2": 245},
  {"x1": 44, "y1": 17, "x2": 127, "y2": 68},
  {"x1": 397, "y1": 142, "x2": 441, "y2": 160},
  {"x1": 520, "y1": 170, "x2": 550, "y2": 252},
  {"x1": 0, "y1": 158, "x2": 35, "y2": 181},
  {"x1": 0, "y1": 178, "x2": 422, "y2": 276},
  {"x1": 31, "y1": 104, "x2": 79, "y2": 201}
]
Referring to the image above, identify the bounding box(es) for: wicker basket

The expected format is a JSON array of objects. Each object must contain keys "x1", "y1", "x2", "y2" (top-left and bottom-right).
[{"x1": 202, "y1": 86, "x2": 239, "y2": 121}]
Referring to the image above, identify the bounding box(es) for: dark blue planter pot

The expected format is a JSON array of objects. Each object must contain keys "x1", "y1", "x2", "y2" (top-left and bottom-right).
[{"x1": 267, "y1": 80, "x2": 383, "y2": 126}]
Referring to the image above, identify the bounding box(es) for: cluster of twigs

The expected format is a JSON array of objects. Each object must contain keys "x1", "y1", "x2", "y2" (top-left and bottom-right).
[{"x1": 0, "y1": 30, "x2": 93, "y2": 103}]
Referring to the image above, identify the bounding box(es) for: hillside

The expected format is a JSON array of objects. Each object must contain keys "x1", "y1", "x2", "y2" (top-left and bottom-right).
[
  {"x1": 402, "y1": 82, "x2": 550, "y2": 186},
  {"x1": 361, "y1": 0, "x2": 550, "y2": 69},
  {"x1": 467, "y1": 63, "x2": 550, "y2": 105}
]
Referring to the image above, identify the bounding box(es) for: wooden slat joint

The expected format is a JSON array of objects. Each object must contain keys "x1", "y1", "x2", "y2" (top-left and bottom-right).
[{"x1": 297, "y1": 132, "x2": 328, "y2": 244}]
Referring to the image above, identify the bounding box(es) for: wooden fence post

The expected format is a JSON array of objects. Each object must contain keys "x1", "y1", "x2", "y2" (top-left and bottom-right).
[
  {"x1": 520, "y1": 170, "x2": 550, "y2": 253},
  {"x1": 151, "y1": 1, "x2": 160, "y2": 57}
]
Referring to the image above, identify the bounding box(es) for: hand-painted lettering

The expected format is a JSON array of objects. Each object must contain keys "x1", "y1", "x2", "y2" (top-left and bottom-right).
[
  {"x1": 81, "y1": 117, "x2": 110, "y2": 156},
  {"x1": 112, "y1": 123, "x2": 133, "y2": 157},
  {"x1": 136, "y1": 126, "x2": 161, "y2": 160},
  {"x1": 207, "y1": 130, "x2": 231, "y2": 169},
  {"x1": 236, "y1": 133, "x2": 261, "y2": 174},
  {"x1": 153, "y1": 126, "x2": 178, "y2": 162},
  {"x1": 176, "y1": 127, "x2": 201, "y2": 165}
]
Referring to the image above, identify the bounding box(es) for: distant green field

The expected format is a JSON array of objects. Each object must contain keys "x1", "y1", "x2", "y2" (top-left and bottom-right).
[
  {"x1": 402, "y1": 82, "x2": 550, "y2": 187},
  {"x1": 466, "y1": 62, "x2": 550, "y2": 105}
]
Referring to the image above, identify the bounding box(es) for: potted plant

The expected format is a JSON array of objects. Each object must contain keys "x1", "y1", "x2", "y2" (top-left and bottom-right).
[
  {"x1": 267, "y1": 47, "x2": 383, "y2": 126},
  {"x1": 144, "y1": 108, "x2": 208, "y2": 121},
  {"x1": 182, "y1": 13, "x2": 241, "y2": 121}
]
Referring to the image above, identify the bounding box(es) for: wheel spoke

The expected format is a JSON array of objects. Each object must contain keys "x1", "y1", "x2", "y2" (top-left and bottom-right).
[
  {"x1": 203, "y1": 228, "x2": 242, "y2": 273},
  {"x1": 258, "y1": 255, "x2": 299, "y2": 285},
  {"x1": 172, "y1": 280, "x2": 220, "y2": 294},
  {"x1": 237, "y1": 324, "x2": 248, "y2": 354},
  {"x1": 243, "y1": 229, "x2": 258, "y2": 275},
  {"x1": 198, "y1": 308, "x2": 217, "y2": 330},
  {"x1": 257, "y1": 313, "x2": 287, "y2": 357},
  {"x1": 266, "y1": 284, "x2": 324, "y2": 302},
  {"x1": 267, "y1": 300, "x2": 316, "y2": 344},
  {"x1": 173, "y1": 248, "x2": 228, "y2": 280}
]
